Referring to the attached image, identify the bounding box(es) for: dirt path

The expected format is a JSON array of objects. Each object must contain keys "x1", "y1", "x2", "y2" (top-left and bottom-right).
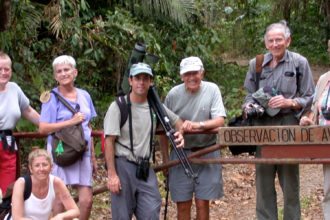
[
  {"x1": 159, "y1": 162, "x2": 323, "y2": 220},
  {"x1": 91, "y1": 155, "x2": 324, "y2": 220}
]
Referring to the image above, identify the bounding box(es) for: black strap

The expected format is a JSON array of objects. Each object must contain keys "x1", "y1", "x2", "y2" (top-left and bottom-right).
[
  {"x1": 295, "y1": 66, "x2": 301, "y2": 95},
  {"x1": 23, "y1": 175, "x2": 32, "y2": 200},
  {"x1": 255, "y1": 54, "x2": 264, "y2": 90},
  {"x1": 127, "y1": 93, "x2": 134, "y2": 156},
  {"x1": 289, "y1": 52, "x2": 301, "y2": 96},
  {"x1": 115, "y1": 96, "x2": 128, "y2": 128},
  {"x1": 147, "y1": 98, "x2": 154, "y2": 162},
  {"x1": 51, "y1": 90, "x2": 77, "y2": 114},
  {"x1": 323, "y1": 86, "x2": 330, "y2": 110},
  {"x1": 6, "y1": 175, "x2": 32, "y2": 220},
  {"x1": 126, "y1": 93, "x2": 154, "y2": 160}
]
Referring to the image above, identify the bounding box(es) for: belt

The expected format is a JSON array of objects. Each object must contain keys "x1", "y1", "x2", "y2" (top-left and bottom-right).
[
  {"x1": 185, "y1": 142, "x2": 216, "y2": 152},
  {"x1": 0, "y1": 130, "x2": 12, "y2": 136},
  {"x1": 115, "y1": 155, "x2": 139, "y2": 165}
]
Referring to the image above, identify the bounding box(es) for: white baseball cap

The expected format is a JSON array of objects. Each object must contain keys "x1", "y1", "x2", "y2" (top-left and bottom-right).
[
  {"x1": 129, "y1": 62, "x2": 153, "y2": 77},
  {"x1": 179, "y1": 56, "x2": 204, "y2": 75}
]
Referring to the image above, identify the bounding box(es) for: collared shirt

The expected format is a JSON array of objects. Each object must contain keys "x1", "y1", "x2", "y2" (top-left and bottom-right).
[{"x1": 243, "y1": 50, "x2": 315, "y2": 118}]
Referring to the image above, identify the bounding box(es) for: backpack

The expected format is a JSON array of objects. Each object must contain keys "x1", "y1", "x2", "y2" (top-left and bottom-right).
[
  {"x1": 0, "y1": 175, "x2": 32, "y2": 220},
  {"x1": 116, "y1": 96, "x2": 129, "y2": 129}
]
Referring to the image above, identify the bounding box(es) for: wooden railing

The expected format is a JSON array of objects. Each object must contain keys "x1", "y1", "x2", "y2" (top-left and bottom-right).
[{"x1": 13, "y1": 125, "x2": 330, "y2": 196}]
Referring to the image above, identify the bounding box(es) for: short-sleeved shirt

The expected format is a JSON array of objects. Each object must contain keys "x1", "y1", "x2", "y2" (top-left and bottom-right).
[
  {"x1": 243, "y1": 50, "x2": 314, "y2": 118},
  {"x1": 0, "y1": 82, "x2": 29, "y2": 130},
  {"x1": 103, "y1": 96, "x2": 179, "y2": 162},
  {"x1": 40, "y1": 87, "x2": 97, "y2": 186},
  {"x1": 164, "y1": 81, "x2": 226, "y2": 148}
]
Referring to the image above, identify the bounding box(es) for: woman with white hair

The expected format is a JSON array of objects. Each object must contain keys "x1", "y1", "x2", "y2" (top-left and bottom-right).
[{"x1": 39, "y1": 55, "x2": 97, "y2": 220}]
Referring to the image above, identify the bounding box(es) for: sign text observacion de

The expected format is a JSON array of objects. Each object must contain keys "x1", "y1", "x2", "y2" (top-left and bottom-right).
[{"x1": 218, "y1": 125, "x2": 330, "y2": 146}]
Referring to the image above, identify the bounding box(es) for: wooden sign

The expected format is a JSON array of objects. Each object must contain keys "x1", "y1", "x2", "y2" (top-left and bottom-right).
[{"x1": 218, "y1": 125, "x2": 330, "y2": 146}]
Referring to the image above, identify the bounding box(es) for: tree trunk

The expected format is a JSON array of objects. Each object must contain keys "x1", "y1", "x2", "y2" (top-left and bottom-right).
[
  {"x1": 0, "y1": 0, "x2": 11, "y2": 31},
  {"x1": 282, "y1": 0, "x2": 291, "y2": 22},
  {"x1": 325, "y1": 0, "x2": 330, "y2": 37}
]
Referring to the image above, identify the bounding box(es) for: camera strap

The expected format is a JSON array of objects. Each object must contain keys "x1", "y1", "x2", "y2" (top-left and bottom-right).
[
  {"x1": 51, "y1": 90, "x2": 78, "y2": 114},
  {"x1": 289, "y1": 52, "x2": 302, "y2": 96},
  {"x1": 255, "y1": 54, "x2": 264, "y2": 91},
  {"x1": 322, "y1": 86, "x2": 330, "y2": 111},
  {"x1": 126, "y1": 93, "x2": 154, "y2": 160}
]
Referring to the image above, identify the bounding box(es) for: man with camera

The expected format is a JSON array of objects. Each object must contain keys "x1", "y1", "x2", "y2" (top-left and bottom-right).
[
  {"x1": 103, "y1": 62, "x2": 184, "y2": 219},
  {"x1": 243, "y1": 21, "x2": 314, "y2": 220},
  {"x1": 161, "y1": 56, "x2": 226, "y2": 220}
]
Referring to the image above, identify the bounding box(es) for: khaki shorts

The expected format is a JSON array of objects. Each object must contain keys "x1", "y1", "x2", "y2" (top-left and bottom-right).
[{"x1": 169, "y1": 149, "x2": 223, "y2": 202}]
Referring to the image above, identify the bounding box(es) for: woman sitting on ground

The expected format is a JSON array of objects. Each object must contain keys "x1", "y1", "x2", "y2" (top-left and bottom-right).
[{"x1": 9, "y1": 148, "x2": 79, "y2": 220}]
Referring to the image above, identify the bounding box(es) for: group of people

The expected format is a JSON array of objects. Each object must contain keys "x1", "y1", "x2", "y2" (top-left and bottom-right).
[
  {"x1": 0, "y1": 53, "x2": 95, "y2": 219},
  {"x1": 0, "y1": 19, "x2": 329, "y2": 220}
]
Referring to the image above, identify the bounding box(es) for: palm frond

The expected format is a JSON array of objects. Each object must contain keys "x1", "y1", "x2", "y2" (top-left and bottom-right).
[{"x1": 141, "y1": 0, "x2": 196, "y2": 24}]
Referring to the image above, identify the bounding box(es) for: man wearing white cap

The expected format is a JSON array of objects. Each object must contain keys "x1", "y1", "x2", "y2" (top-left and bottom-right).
[
  {"x1": 104, "y1": 62, "x2": 184, "y2": 219},
  {"x1": 161, "y1": 56, "x2": 226, "y2": 219}
]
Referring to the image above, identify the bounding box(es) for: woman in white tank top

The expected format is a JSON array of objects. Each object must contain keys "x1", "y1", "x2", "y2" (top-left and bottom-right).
[{"x1": 9, "y1": 149, "x2": 79, "y2": 220}]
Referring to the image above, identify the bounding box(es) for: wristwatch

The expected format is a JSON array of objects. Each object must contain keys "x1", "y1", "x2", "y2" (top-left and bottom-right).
[{"x1": 199, "y1": 121, "x2": 205, "y2": 129}]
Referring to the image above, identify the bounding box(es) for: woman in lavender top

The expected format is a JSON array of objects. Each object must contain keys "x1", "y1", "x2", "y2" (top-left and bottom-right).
[{"x1": 39, "y1": 55, "x2": 97, "y2": 220}]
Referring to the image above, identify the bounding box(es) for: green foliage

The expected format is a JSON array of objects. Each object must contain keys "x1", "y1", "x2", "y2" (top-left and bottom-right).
[
  {"x1": 300, "y1": 196, "x2": 313, "y2": 209},
  {"x1": 206, "y1": 63, "x2": 247, "y2": 120}
]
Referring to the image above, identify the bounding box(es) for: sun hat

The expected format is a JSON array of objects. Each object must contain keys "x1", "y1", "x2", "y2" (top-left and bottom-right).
[
  {"x1": 252, "y1": 86, "x2": 281, "y2": 117},
  {"x1": 129, "y1": 62, "x2": 153, "y2": 77},
  {"x1": 179, "y1": 56, "x2": 204, "y2": 75}
]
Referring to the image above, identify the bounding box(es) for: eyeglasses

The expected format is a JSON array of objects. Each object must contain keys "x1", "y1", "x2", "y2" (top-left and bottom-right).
[{"x1": 266, "y1": 38, "x2": 285, "y2": 45}]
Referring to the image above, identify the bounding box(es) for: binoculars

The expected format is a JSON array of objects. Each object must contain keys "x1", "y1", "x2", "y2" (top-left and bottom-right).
[
  {"x1": 245, "y1": 103, "x2": 265, "y2": 119},
  {"x1": 136, "y1": 157, "x2": 150, "y2": 181}
]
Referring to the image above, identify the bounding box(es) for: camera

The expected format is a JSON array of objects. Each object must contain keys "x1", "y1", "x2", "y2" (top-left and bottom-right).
[
  {"x1": 321, "y1": 87, "x2": 330, "y2": 120},
  {"x1": 245, "y1": 103, "x2": 265, "y2": 119},
  {"x1": 136, "y1": 158, "x2": 150, "y2": 181},
  {"x1": 321, "y1": 106, "x2": 330, "y2": 120},
  {"x1": 120, "y1": 42, "x2": 160, "y2": 94}
]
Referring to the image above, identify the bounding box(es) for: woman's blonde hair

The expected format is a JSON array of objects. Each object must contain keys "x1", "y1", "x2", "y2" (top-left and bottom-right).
[
  {"x1": 0, "y1": 51, "x2": 12, "y2": 66},
  {"x1": 28, "y1": 148, "x2": 52, "y2": 167}
]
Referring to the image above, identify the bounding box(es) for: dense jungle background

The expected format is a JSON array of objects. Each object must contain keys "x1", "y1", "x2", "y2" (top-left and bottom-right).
[{"x1": 1, "y1": 0, "x2": 330, "y2": 219}]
